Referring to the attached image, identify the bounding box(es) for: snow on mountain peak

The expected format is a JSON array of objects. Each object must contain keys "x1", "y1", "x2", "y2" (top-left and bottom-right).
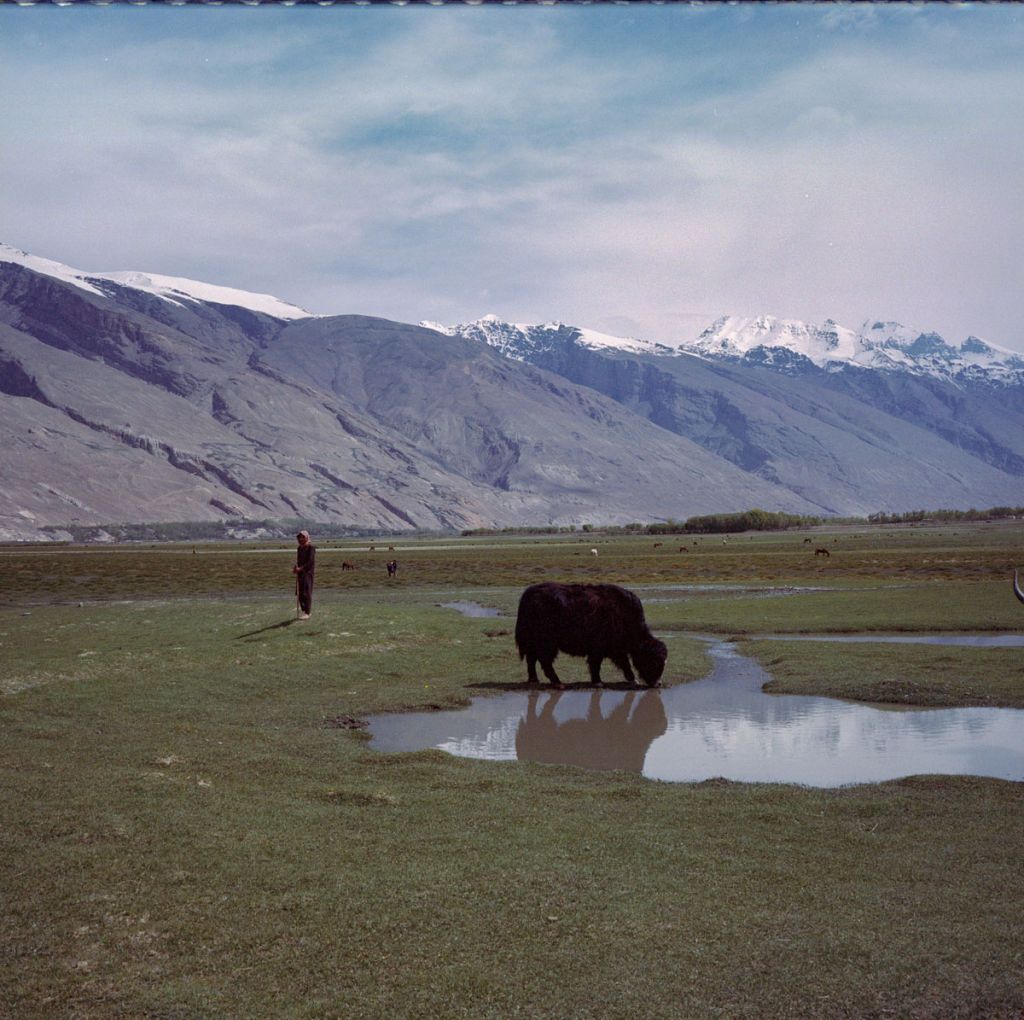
[
  {"x1": 427, "y1": 316, "x2": 675, "y2": 360},
  {"x1": 0, "y1": 243, "x2": 109, "y2": 299},
  {"x1": 689, "y1": 314, "x2": 864, "y2": 365},
  {"x1": 97, "y1": 270, "x2": 314, "y2": 320},
  {"x1": 1, "y1": 242, "x2": 314, "y2": 320},
  {"x1": 684, "y1": 312, "x2": 1024, "y2": 383},
  {"x1": 6, "y1": 242, "x2": 1020, "y2": 386},
  {"x1": 432, "y1": 311, "x2": 1022, "y2": 385}
]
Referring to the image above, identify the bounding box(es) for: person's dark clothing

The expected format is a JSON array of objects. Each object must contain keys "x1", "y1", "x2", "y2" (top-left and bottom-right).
[{"x1": 296, "y1": 543, "x2": 315, "y2": 614}]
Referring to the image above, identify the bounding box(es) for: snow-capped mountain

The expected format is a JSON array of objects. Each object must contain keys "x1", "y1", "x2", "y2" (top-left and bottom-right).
[
  {"x1": 430, "y1": 310, "x2": 1024, "y2": 516},
  {"x1": 422, "y1": 314, "x2": 677, "y2": 361},
  {"x1": 0, "y1": 242, "x2": 314, "y2": 321},
  {"x1": 2, "y1": 243, "x2": 828, "y2": 539},
  {"x1": 685, "y1": 314, "x2": 1024, "y2": 385},
  {"x1": 434, "y1": 312, "x2": 1024, "y2": 387},
  {"x1": 3, "y1": 240, "x2": 1023, "y2": 539}
]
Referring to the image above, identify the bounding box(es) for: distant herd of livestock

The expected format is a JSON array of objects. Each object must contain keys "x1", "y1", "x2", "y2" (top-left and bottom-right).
[{"x1": 337, "y1": 536, "x2": 841, "y2": 577}]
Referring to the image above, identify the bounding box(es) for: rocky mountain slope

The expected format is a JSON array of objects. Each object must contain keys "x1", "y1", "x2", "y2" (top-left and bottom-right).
[
  {"x1": 436, "y1": 317, "x2": 1024, "y2": 516},
  {"x1": 0, "y1": 246, "x2": 818, "y2": 540},
  {"x1": 3, "y1": 243, "x2": 1022, "y2": 540}
]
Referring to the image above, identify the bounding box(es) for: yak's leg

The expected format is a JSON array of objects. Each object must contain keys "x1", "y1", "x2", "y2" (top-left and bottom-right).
[
  {"x1": 524, "y1": 655, "x2": 540, "y2": 684},
  {"x1": 539, "y1": 657, "x2": 562, "y2": 687},
  {"x1": 587, "y1": 654, "x2": 604, "y2": 687},
  {"x1": 610, "y1": 653, "x2": 638, "y2": 687}
]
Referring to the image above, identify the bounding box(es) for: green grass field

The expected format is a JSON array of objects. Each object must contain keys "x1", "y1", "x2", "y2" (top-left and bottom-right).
[{"x1": 2, "y1": 523, "x2": 1023, "y2": 1017}]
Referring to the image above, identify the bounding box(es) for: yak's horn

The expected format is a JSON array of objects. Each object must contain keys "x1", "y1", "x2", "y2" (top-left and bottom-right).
[{"x1": 1014, "y1": 570, "x2": 1024, "y2": 606}]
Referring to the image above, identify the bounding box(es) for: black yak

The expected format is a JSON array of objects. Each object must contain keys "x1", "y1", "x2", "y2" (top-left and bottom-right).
[{"x1": 515, "y1": 582, "x2": 667, "y2": 688}]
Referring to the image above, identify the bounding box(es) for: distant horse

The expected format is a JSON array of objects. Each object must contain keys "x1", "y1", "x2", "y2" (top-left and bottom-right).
[
  {"x1": 814, "y1": 548, "x2": 831, "y2": 558},
  {"x1": 341, "y1": 561, "x2": 356, "y2": 571}
]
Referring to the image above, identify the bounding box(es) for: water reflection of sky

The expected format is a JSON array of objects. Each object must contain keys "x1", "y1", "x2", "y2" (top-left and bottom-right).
[
  {"x1": 366, "y1": 640, "x2": 1024, "y2": 788},
  {"x1": 761, "y1": 633, "x2": 1024, "y2": 647}
]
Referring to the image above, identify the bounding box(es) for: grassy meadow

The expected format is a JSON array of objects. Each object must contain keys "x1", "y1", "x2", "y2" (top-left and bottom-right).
[{"x1": 2, "y1": 522, "x2": 1023, "y2": 1018}]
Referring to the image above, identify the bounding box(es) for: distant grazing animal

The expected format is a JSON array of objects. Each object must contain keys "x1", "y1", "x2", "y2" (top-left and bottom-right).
[
  {"x1": 386, "y1": 560, "x2": 398, "y2": 577},
  {"x1": 653, "y1": 542, "x2": 662, "y2": 548},
  {"x1": 678, "y1": 546, "x2": 689, "y2": 553},
  {"x1": 814, "y1": 547, "x2": 831, "y2": 557},
  {"x1": 388, "y1": 545, "x2": 395, "y2": 551},
  {"x1": 515, "y1": 581, "x2": 667, "y2": 688},
  {"x1": 803, "y1": 538, "x2": 812, "y2": 544},
  {"x1": 590, "y1": 548, "x2": 598, "y2": 556},
  {"x1": 341, "y1": 561, "x2": 355, "y2": 571},
  {"x1": 1014, "y1": 570, "x2": 1024, "y2": 605}
]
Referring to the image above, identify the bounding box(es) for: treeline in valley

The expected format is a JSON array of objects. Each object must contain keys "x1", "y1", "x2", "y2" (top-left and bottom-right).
[{"x1": 463, "y1": 505, "x2": 1023, "y2": 538}]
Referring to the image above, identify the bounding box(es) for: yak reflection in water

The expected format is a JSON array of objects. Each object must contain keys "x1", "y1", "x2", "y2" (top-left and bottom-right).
[{"x1": 515, "y1": 690, "x2": 667, "y2": 773}]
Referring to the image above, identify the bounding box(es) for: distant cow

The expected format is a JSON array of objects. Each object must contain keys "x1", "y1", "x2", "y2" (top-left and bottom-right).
[
  {"x1": 515, "y1": 582, "x2": 667, "y2": 688},
  {"x1": 590, "y1": 548, "x2": 599, "y2": 556},
  {"x1": 386, "y1": 560, "x2": 398, "y2": 577},
  {"x1": 814, "y1": 547, "x2": 831, "y2": 557},
  {"x1": 341, "y1": 561, "x2": 356, "y2": 571}
]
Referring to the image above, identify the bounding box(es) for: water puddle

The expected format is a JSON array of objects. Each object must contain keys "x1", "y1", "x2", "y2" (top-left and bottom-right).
[
  {"x1": 366, "y1": 639, "x2": 1024, "y2": 787},
  {"x1": 760, "y1": 633, "x2": 1024, "y2": 648},
  {"x1": 637, "y1": 584, "x2": 831, "y2": 603},
  {"x1": 441, "y1": 601, "x2": 501, "y2": 618}
]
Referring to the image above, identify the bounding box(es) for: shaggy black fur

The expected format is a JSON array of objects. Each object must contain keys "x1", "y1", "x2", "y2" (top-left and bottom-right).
[{"x1": 514, "y1": 581, "x2": 667, "y2": 688}]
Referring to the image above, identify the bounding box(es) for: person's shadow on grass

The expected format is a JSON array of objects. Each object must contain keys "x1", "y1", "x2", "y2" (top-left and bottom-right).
[{"x1": 236, "y1": 618, "x2": 299, "y2": 640}]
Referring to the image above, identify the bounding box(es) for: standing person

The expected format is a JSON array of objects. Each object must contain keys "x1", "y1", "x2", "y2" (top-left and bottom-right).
[{"x1": 293, "y1": 530, "x2": 316, "y2": 620}]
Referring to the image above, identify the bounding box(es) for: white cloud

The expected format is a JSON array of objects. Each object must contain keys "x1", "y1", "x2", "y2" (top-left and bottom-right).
[{"x1": 2, "y1": 7, "x2": 1022, "y2": 350}]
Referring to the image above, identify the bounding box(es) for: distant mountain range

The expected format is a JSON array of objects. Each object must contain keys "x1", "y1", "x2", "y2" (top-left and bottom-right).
[
  {"x1": 2, "y1": 242, "x2": 1022, "y2": 541},
  {"x1": 428, "y1": 314, "x2": 1024, "y2": 387}
]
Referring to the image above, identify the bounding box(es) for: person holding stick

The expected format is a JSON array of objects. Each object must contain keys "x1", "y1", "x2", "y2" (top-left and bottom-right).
[{"x1": 292, "y1": 530, "x2": 316, "y2": 619}]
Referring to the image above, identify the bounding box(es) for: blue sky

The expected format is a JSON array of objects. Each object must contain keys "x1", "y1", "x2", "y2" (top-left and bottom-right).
[{"x1": 2, "y1": 3, "x2": 1023, "y2": 350}]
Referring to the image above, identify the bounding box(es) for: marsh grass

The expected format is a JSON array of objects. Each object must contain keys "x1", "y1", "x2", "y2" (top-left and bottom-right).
[
  {"x1": 2, "y1": 520, "x2": 1022, "y2": 606},
  {"x1": 744, "y1": 639, "x2": 1024, "y2": 708},
  {"x1": 3, "y1": 524, "x2": 1024, "y2": 1017},
  {"x1": 647, "y1": 580, "x2": 1024, "y2": 635}
]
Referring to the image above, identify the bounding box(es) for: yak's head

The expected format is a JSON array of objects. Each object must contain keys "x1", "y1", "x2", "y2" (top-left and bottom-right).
[{"x1": 633, "y1": 635, "x2": 668, "y2": 686}]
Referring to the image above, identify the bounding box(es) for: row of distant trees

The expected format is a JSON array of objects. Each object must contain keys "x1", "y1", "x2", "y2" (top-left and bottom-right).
[
  {"x1": 36, "y1": 505, "x2": 1023, "y2": 545},
  {"x1": 461, "y1": 505, "x2": 1023, "y2": 538},
  {"x1": 648, "y1": 510, "x2": 821, "y2": 535},
  {"x1": 863, "y1": 507, "x2": 1024, "y2": 525}
]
